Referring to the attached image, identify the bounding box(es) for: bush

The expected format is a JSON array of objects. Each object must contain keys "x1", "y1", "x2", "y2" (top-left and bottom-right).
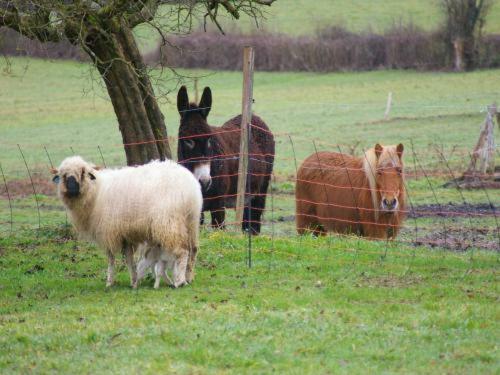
[
  {"x1": 145, "y1": 24, "x2": 500, "y2": 72},
  {"x1": 2, "y1": 25, "x2": 499, "y2": 72},
  {"x1": 0, "y1": 28, "x2": 85, "y2": 61}
]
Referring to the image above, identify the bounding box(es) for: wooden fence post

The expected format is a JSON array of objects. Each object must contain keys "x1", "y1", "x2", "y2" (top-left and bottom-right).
[
  {"x1": 465, "y1": 103, "x2": 496, "y2": 177},
  {"x1": 384, "y1": 92, "x2": 393, "y2": 120},
  {"x1": 194, "y1": 77, "x2": 199, "y2": 103},
  {"x1": 236, "y1": 47, "x2": 255, "y2": 227}
]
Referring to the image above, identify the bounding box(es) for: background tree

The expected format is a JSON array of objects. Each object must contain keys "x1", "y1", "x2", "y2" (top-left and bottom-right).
[
  {"x1": 441, "y1": 0, "x2": 491, "y2": 71},
  {"x1": 0, "y1": 0, "x2": 275, "y2": 165}
]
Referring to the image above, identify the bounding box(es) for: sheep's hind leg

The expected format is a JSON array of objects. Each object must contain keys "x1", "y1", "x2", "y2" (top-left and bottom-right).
[
  {"x1": 172, "y1": 251, "x2": 189, "y2": 288},
  {"x1": 106, "y1": 251, "x2": 115, "y2": 288},
  {"x1": 185, "y1": 246, "x2": 198, "y2": 284}
]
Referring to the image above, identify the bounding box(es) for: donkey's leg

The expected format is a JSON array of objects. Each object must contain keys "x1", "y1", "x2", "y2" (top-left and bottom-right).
[
  {"x1": 250, "y1": 194, "x2": 268, "y2": 234},
  {"x1": 211, "y1": 209, "x2": 226, "y2": 230},
  {"x1": 106, "y1": 250, "x2": 116, "y2": 288},
  {"x1": 242, "y1": 196, "x2": 266, "y2": 235}
]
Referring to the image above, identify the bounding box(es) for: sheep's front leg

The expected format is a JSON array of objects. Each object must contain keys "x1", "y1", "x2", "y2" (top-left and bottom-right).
[
  {"x1": 124, "y1": 245, "x2": 137, "y2": 288},
  {"x1": 172, "y1": 251, "x2": 189, "y2": 288},
  {"x1": 186, "y1": 246, "x2": 198, "y2": 284},
  {"x1": 106, "y1": 251, "x2": 115, "y2": 288}
]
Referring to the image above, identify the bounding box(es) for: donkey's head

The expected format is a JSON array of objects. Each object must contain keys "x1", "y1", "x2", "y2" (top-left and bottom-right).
[
  {"x1": 177, "y1": 86, "x2": 214, "y2": 191},
  {"x1": 373, "y1": 143, "x2": 405, "y2": 213}
]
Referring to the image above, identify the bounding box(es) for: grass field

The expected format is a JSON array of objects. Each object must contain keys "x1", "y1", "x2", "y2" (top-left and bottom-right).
[
  {"x1": 0, "y1": 57, "x2": 499, "y2": 373},
  {"x1": 133, "y1": 0, "x2": 500, "y2": 52},
  {"x1": 0, "y1": 229, "x2": 498, "y2": 373}
]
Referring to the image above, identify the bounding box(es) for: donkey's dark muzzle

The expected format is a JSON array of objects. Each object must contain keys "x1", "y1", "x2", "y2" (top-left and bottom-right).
[{"x1": 65, "y1": 176, "x2": 80, "y2": 198}]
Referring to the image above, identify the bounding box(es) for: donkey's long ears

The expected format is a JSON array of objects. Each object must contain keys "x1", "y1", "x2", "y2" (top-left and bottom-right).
[
  {"x1": 177, "y1": 86, "x2": 189, "y2": 116},
  {"x1": 396, "y1": 143, "x2": 404, "y2": 158},
  {"x1": 199, "y1": 87, "x2": 212, "y2": 119}
]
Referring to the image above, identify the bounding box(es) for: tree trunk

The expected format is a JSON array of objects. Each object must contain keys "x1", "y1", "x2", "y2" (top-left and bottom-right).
[{"x1": 84, "y1": 23, "x2": 171, "y2": 166}]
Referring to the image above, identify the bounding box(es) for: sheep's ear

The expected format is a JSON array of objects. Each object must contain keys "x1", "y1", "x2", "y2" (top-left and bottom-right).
[
  {"x1": 50, "y1": 168, "x2": 60, "y2": 184},
  {"x1": 396, "y1": 143, "x2": 404, "y2": 159},
  {"x1": 374, "y1": 143, "x2": 383, "y2": 159},
  {"x1": 199, "y1": 87, "x2": 212, "y2": 119},
  {"x1": 177, "y1": 86, "x2": 189, "y2": 116}
]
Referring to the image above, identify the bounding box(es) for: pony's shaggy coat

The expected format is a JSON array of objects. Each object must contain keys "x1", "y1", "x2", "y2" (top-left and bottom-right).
[
  {"x1": 53, "y1": 156, "x2": 202, "y2": 288},
  {"x1": 295, "y1": 144, "x2": 406, "y2": 239}
]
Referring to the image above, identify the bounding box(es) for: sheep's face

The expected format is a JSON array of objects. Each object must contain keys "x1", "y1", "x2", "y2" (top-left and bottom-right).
[{"x1": 52, "y1": 157, "x2": 98, "y2": 201}]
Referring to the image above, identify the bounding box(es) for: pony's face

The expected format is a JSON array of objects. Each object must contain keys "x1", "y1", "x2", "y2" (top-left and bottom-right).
[
  {"x1": 51, "y1": 156, "x2": 98, "y2": 201},
  {"x1": 375, "y1": 143, "x2": 404, "y2": 213},
  {"x1": 177, "y1": 86, "x2": 214, "y2": 191}
]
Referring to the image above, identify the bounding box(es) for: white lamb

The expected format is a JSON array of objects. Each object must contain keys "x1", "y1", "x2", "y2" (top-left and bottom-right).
[
  {"x1": 136, "y1": 244, "x2": 175, "y2": 289},
  {"x1": 52, "y1": 156, "x2": 202, "y2": 288}
]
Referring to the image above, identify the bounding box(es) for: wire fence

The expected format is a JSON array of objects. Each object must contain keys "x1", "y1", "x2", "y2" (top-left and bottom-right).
[{"x1": 1, "y1": 125, "x2": 498, "y2": 259}]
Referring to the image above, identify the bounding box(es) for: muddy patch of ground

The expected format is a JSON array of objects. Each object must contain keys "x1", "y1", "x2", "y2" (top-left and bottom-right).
[
  {"x1": 409, "y1": 203, "x2": 498, "y2": 218},
  {"x1": 410, "y1": 227, "x2": 499, "y2": 252},
  {"x1": 273, "y1": 204, "x2": 498, "y2": 251},
  {"x1": 0, "y1": 177, "x2": 56, "y2": 198},
  {"x1": 274, "y1": 203, "x2": 498, "y2": 223}
]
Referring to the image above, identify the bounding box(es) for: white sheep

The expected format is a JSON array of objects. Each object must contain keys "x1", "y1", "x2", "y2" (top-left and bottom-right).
[{"x1": 52, "y1": 156, "x2": 202, "y2": 288}]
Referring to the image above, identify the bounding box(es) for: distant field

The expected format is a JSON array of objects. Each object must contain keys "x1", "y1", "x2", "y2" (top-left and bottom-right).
[{"x1": 134, "y1": 0, "x2": 500, "y2": 52}]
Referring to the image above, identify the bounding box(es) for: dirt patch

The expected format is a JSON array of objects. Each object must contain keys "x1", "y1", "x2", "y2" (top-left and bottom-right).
[
  {"x1": 273, "y1": 203, "x2": 498, "y2": 224},
  {"x1": 409, "y1": 203, "x2": 498, "y2": 218},
  {"x1": 0, "y1": 177, "x2": 56, "y2": 199},
  {"x1": 411, "y1": 227, "x2": 499, "y2": 251}
]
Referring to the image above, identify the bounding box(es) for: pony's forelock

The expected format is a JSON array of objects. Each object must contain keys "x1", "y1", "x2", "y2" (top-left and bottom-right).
[{"x1": 363, "y1": 145, "x2": 404, "y2": 221}]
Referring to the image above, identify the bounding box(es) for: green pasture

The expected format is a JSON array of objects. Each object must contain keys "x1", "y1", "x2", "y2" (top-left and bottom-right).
[
  {"x1": 0, "y1": 229, "x2": 498, "y2": 373},
  {"x1": 133, "y1": 0, "x2": 500, "y2": 53}
]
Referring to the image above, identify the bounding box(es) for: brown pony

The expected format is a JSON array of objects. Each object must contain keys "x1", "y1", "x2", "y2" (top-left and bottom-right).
[{"x1": 295, "y1": 144, "x2": 406, "y2": 239}]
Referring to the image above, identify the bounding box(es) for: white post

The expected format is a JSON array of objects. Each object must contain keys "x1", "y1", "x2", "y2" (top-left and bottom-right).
[{"x1": 384, "y1": 92, "x2": 393, "y2": 120}]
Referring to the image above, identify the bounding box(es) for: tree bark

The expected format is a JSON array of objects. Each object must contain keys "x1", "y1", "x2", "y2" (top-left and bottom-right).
[{"x1": 84, "y1": 24, "x2": 171, "y2": 166}]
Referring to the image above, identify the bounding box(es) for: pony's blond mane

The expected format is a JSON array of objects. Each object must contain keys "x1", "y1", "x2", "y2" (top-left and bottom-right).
[
  {"x1": 362, "y1": 148, "x2": 379, "y2": 221},
  {"x1": 363, "y1": 145, "x2": 402, "y2": 221}
]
